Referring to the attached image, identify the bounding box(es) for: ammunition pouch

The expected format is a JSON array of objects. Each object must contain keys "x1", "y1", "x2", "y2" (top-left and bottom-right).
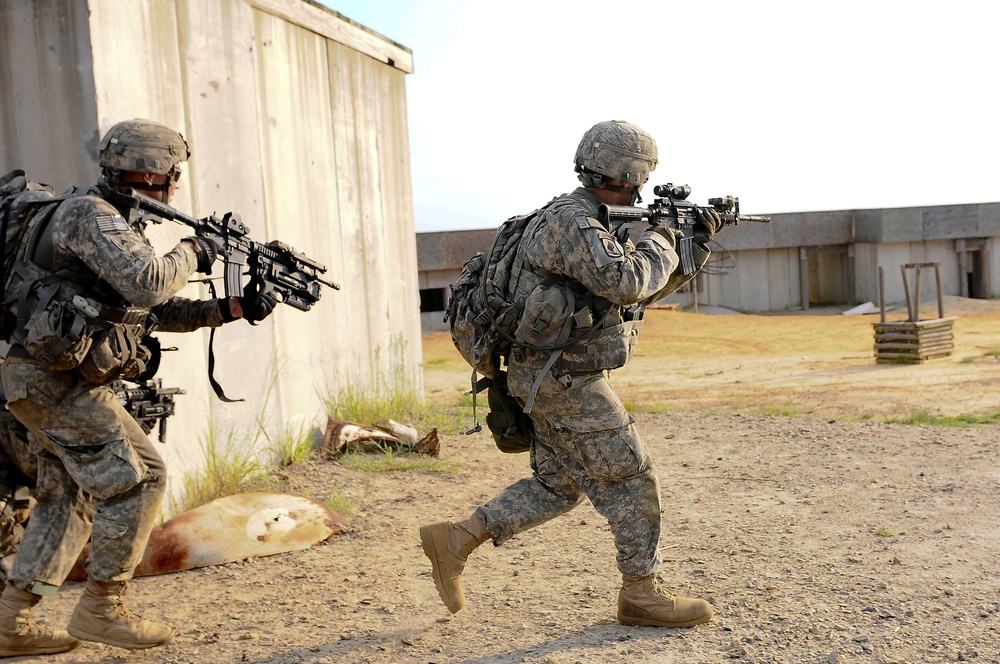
[
  {"x1": 514, "y1": 281, "x2": 576, "y2": 347},
  {"x1": 78, "y1": 323, "x2": 152, "y2": 384},
  {"x1": 14, "y1": 281, "x2": 93, "y2": 371},
  {"x1": 557, "y1": 310, "x2": 644, "y2": 373},
  {"x1": 7, "y1": 276, "x2": 152, "y2": 382},
  {"x1": 485, "y1": 371, "x2": 533, "y2": 454}
]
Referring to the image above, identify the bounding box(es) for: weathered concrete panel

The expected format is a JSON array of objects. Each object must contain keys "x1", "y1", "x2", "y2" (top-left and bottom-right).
[
  {"x1": 248, "y1": 0, "x2": 413, "y2": 73},
  {"x1": 765, "y1": 248, "x2": 793, "y2": 311},
  {"x1": 989, "y1": 238, "x2": 999, "y2": 297},
  {"x1": 417, "y1": 229, "x2": 493, "y2": 272},
  {"x1": 979, "y1": 203, "x2": 1000, "y2": 237},
  {"x1": 855, "y1": 207, "x2": 923, "y2": 243},
  {"x1": 252, "y1": 10, "x2": 348, "y2": 425},
  {"x1": 734, "y1": 251, "x2": 769, "y2": 312},
  {"x1": 924, "y1": 205, "x2": 979, "y2": 240},
  {"x1": 0, "y1": 0, "x2": 99, "y2": 187},
  {"x1": 723, "y1": 210, "x2": 853, "y2": 251},
  {"x1": 378, "y1": 63, "x2": 423, "y2": 389}
]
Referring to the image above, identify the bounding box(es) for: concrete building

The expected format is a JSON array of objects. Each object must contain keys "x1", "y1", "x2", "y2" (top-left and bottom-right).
[
  {"x1": 0, "y1": 0, "x2": 420, "y2": 496},
  {"x1": 417, "y1": 202, "x2": 1000, "y2": 331}
]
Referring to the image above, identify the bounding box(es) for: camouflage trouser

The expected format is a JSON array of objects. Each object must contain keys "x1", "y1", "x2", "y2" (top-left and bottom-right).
[
  {"x1": 477, "y1": 359, "x2": 663, "y2": 578},
  {"x1": 0, "y1": 408, "x2": 37, "y2": 578},
  {"x1": 0, "y1": 358, "x2": 166, "y2": 593}
]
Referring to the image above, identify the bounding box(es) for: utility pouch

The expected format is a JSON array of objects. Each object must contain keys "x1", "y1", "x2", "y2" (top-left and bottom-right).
[
  {"x1": 78, "y1": 323, "x2": 151, "y2": 385},
  {"x1": 514, "y1": 282, "x2": 573, "y2": 347},
  {"x1": 19, "y1": 284, "x2": 93, "y2": 371},
  {"x1": 485, "y1": 371, "x2": 533, "y2": 454}
]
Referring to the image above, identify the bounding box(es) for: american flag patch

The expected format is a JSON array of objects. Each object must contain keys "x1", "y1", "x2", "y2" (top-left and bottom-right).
[{"x1": 95, "y1": 212, "x2": 129, "y2": 233}]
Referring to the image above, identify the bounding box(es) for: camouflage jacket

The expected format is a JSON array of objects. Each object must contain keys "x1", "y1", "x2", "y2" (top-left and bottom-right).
[
  {"x1": 508, "y1": 187, "x2": 685, "y2": 373},
  {"x1": 11, "y1": 186, "x2": 223, "y2": 333}
]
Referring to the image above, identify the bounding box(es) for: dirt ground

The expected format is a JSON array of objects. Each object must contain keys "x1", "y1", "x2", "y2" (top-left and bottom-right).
[{"x1": 25, "y1": 296, "x2": 1000, "y2": 664}]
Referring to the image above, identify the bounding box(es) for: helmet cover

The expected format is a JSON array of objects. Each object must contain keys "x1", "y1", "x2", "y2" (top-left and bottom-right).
[
  {"x1": 574, "y1": 120, "x2": 657, "y2": 188},
  {"x1": 98, "y1": 119, "x2": 190, "y2": 174}
]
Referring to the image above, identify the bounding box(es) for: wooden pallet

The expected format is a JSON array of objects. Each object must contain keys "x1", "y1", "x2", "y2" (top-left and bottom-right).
[{"x1": 873, "y1": 317, "x2": 955, "y2": 363}]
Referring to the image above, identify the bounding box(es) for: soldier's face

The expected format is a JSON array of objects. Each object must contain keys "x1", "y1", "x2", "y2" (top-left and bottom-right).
[{"x1": 120, "y1": 172, "x2": 174, "y2": 203}]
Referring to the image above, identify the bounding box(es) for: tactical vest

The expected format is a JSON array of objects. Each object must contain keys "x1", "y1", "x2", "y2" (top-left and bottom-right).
[
  {"x1": 507, "y1": 193, "x2": 644, "y2": 378},
  {"x1": 3, "y1": 190, "x2": 156, "y2": 382}
]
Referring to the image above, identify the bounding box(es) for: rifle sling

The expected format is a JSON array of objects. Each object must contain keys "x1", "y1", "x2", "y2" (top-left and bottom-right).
[{"x1": 203, "y1": 278, "x2": 244, "y2": 403}]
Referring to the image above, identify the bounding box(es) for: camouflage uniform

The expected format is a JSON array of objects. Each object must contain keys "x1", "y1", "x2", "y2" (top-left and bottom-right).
[
  {"x1": 0, "y1": 407, "x2": 36, "y2": 578},
  {"x1": 423, "y1": 120, "x2": 714, "y2": 627},
  {"x1": 0, "y1": 191, "x2": 221, "y2": 596},
  {"x1": 476, "y1": 187, "x2": 685, "y2": 578}
]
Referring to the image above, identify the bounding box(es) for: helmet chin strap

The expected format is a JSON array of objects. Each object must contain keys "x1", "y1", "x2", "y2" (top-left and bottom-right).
[
  {"x1": 601, "y1": 181, "x2": 642, "y2": 205},
  {"x1": 576, "y1": 167, "x2": 642, "y2": 205},
  {"x1": 101, "y1": 168, "x2": 171, "y2": 193}
]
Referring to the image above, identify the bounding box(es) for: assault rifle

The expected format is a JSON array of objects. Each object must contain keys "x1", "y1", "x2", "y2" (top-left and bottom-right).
[
  {"x1": 114, "y1": 190, "x2": 340, "y2": 310},
  {"x1": 597, "y1": 184, "x2": 771, "y2": 276},
  {"x1": 110, "y1": 378, "x2": 184, "y2": 443}
]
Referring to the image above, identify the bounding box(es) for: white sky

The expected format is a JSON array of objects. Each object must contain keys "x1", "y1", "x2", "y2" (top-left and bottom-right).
[{"x1": 319, "y1": 1, "x2": 1000, "y2": 232}]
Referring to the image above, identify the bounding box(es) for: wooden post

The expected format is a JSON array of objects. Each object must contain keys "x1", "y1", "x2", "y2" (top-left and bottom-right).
[
  {"x1": 934, "y1": 263, "x2": 944, "y2": 319},
  {"x1": 878, "y1": 266, "x2": 886, "y2": 323},
  {"x1": 900, "y1": 264, "x2": 914, "y2": 322}
]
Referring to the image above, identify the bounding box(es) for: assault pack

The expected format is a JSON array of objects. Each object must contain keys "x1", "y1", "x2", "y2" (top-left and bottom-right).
[
  {"x1": 445, "y1": 209, "x2": 539, "y2": 453},
  {"x1": 445, "y1": 203, "x2": 613, "y2": 453},
  {"x1": 0, "y1": 170, "x2": 68, "y2": 331}
]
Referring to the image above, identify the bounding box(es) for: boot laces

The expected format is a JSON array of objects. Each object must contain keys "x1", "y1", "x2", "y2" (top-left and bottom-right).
[
  {"x1": 13, "y1": 612, "x2": 50, "y2": 638},
  {"x1": 648, "y1": 576, "x2": 676, "y2": 602},
  {"x1": 107, "y1": 594, "x2": 144, "y2": 625}
]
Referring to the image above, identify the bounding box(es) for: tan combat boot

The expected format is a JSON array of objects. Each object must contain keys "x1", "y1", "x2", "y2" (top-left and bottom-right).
[
  {"x1": 617, "y1": 575, "x2": 713, "y2": 628},
  {"x1": 67, "y1": 579, "x2": 174, "y2": 649},
  {"x1": 0, "y1": 585, "x2": 80, "y2": 656},
  {"x1": 419, "y1": 515, "x2": 492, "y2": 613}
]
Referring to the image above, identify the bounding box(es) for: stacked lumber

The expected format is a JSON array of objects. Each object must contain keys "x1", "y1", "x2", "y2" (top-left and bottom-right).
[{"x1": 873, "y1": 317, "x2": 955, "y2": 364}]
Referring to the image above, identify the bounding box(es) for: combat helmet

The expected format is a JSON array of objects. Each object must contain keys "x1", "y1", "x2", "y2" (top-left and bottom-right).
[
  {"x1": 98, "y1": 119, "x2": 190, "y2": 180},
  {"x1": 574, "y1": 120, "x2": 658, "y2": 193}
]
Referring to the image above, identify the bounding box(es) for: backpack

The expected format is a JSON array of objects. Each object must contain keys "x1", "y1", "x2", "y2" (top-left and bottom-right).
[
  {"x1": 446, "y1": 210, "x2": 539, "y2": 381},
  {"x1": 444, "y1": 209, "x2": 541, "y2": 452},
  {"x1": 0, "y1": 170, "x2": 68, "y2": 341},
  {"x1": 444, "y1": 203, "x2": 613, "y2": 453}
]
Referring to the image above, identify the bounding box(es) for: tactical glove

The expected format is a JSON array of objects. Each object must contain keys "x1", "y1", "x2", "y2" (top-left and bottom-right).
[
  {"x1": 694, "y1": 208, "x2": 724, "y2": 244},
  {"x1": 239, "y1": 278, "x2": 278, "y2": 324},
  {"x1": 184, "y1": 236, "x2": 220, "y2": 274}
]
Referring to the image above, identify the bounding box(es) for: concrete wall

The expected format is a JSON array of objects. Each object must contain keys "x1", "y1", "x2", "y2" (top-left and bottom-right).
[{"x1": 0, "y1": 0, "x2": 420, "y2": 498}]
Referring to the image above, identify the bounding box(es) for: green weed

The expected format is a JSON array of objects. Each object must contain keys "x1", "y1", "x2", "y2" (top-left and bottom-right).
[
  {"x1": 262, "y1": 422, "x2": 317, "y2": 468},
  {"x1": 337, "y1": 448, "x2": 460, "y2": 474},
  {"x1": 874, "y1": 528, "x2": 893, "y2": 537},
  {"x1": 624, "y1": 401, "x2": 672, "y2": 414},
  {"x1": 167, "y1": 422, "x2": 270, "y2": 516},
  {"x1": 883, "y1": 410, "x2": 1000, "y2": 427},
  {"x1": 322, "y1": 336, "x2": 442, "y2": 429}
]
